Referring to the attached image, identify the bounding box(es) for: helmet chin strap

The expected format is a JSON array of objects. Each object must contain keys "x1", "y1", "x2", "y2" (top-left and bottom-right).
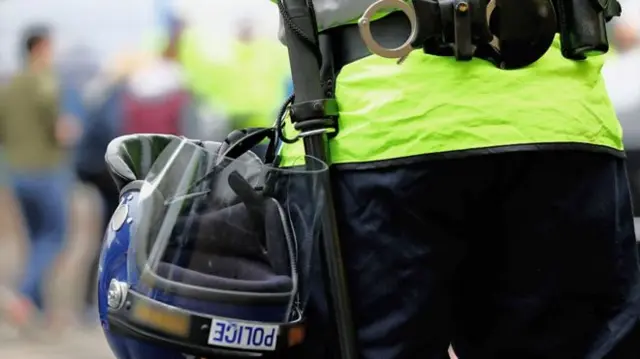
[
  {"x1": 228, "y1": 170, "x2": 267, "y2": 235},
  {"x1": 215, "y1": 127, "x2": 277, "y2": 165}
]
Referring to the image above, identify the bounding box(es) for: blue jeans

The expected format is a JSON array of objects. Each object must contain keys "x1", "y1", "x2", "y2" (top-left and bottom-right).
[{"x1": 11, "y1": 170, "x2": 70, "y2": 309}]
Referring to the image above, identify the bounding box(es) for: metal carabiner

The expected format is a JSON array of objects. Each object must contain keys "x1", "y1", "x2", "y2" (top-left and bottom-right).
[{"x1": 358, "y1": 0, "x2": 419, "y2": 64}]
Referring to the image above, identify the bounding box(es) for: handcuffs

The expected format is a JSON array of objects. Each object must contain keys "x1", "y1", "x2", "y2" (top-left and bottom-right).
[{"x1": 358, "y1": 0, "x2": 419, "y2": 64}]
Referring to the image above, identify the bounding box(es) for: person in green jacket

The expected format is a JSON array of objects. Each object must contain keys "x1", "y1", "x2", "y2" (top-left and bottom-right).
[
  {"x1": 0, "y1": 25, "x2": 79, "y2": 331},
  {"x1": 179, "y1": 19, "x2": 290, "y2": 130}
]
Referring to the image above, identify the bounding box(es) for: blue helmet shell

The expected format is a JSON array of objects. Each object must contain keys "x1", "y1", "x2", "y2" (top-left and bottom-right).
[
  {"x1": 98, "y1": 190, "x2": 180, "y2": 359},
  {"x1": 99, "y1": 189, "x2": 197, "y2": 359},
  {"x1": 98, "y1": 185, "x2": 295, "y2": 359}
]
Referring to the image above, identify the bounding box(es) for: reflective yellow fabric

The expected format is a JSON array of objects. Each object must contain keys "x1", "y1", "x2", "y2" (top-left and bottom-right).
[
  {"x1": 279, "y1": 36, "x2": 622, "y2": 166},
  {"x1": 177, "y1": 29, "x2": 230, "y2": 107},
  {"x1": 178, "y1": 32, "x2": 290, "y2": 128},
  {"x1": 225, "y1": 40, "x2": 290, "y2": 128}
]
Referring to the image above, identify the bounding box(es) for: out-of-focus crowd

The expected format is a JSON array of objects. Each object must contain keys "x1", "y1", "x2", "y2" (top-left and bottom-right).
[{"x1": 0, "y1": 12, "x2": 291, "y2": 345}]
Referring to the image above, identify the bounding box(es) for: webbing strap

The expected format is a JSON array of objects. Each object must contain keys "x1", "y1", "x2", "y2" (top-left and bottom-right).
[{"x1": 278, "y1": 1, "x2": 358, "y2": 358}]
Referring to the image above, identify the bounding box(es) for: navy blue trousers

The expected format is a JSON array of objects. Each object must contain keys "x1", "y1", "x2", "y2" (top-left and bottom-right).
[{"x1": 286, "y1": 150, "x2": 640, "y2": 359}]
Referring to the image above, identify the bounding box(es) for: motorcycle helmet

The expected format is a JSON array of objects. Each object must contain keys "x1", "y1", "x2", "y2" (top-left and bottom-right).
[{"x1": 98, "y1": 133, "x2": 326, "y2": 359}]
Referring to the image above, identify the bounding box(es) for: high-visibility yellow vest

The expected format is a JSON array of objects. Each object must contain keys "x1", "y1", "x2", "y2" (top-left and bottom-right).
[{"x1": 279, "y1": 36, "x2": 621, "y2": 166}]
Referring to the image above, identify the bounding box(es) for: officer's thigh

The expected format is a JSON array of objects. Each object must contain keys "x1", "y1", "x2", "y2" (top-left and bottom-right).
[
  {"x1": 290, "y1": 157, "x2": 501, "y2": 359},
  {"x1": 451, "y1": 151, "x2": 640, "y2": 359}
]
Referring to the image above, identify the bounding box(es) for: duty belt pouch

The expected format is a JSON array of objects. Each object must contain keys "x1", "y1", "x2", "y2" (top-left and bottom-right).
[
  {"x1": 555, "y1": 0, "x2": 612, "y2": 59},
  {"x1": 490, "y1": 0, "x2": 557, "y2": 69}
]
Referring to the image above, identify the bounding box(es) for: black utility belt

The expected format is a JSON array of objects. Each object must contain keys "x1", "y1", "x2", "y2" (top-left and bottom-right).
[{"x1": 323, "y1": 0, "x2": 622, "y2": 71}]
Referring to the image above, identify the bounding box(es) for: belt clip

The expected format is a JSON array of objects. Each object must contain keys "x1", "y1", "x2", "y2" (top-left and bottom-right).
[
  {"x1": 358, "y1": 0, "x2": 418, "y2": 64},
  {"x1": 452, "y1": 0, "x2": 474, "y2": 60}
]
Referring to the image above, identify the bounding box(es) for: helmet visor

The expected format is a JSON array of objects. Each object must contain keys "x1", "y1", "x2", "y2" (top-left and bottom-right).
[{"x1": 126, "y1": 137, "x2": 327, "y2": 316}]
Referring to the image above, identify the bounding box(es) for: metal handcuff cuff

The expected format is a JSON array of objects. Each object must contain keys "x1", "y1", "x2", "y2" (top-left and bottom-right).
[{"x1": 358, "y1": 0, "x2": 621, "y2": 69}]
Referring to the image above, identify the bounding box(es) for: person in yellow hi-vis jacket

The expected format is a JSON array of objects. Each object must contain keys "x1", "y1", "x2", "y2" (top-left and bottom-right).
[
  {"x1": 179, "y1": 19, "x2": 290, "y2": 130},
  {"x1": 269, "y1": 1, "x2": 640, "y2": 358}
]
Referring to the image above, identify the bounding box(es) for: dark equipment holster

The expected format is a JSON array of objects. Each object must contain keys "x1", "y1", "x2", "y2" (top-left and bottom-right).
[{"x1": 415, "y1": 0, "x2": 561, "y2": 69}]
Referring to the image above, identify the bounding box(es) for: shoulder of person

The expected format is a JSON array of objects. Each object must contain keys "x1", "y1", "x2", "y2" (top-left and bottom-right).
[
  {"x1": 7, "y1": 72, "x2": 27, "y2": 87},
  {"x1": 3, "y1": 72, "x2": 31, "y2": 95},
  {"x1": 0, "y1": 81, "x2": 7, "y2": 103},
  {"x1": 38, "y1": 73, "x2": 58, "y2": 95},
  {"x1": 26, "y1": 74, "x2": 58, "y2": 103}
]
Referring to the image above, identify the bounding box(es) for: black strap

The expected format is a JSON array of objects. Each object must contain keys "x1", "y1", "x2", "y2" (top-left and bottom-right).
[
  {"x1": 183, "y1": 128, "x2": 276, "y2": 200},
  {"x1": 227, "y1": 170, "x2": 266, "y2": 230},
  {"x1": 216, "y1": 127, "x2": 277, "y2": 164},
  {"x1": 278, "y1": 0, "x2": 340, "y2": 132}
]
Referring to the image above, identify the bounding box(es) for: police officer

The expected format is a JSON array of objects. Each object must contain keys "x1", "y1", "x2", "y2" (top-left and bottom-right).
[{"x1": 270, "y1": 0, "x2": 640, "y2": 358}]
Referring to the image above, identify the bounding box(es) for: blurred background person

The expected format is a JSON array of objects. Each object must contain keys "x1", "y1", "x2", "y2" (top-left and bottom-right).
[
  {"x1": 0, "y1": 92, "x2": 24, "y2": 320},
  {"x1": 116, "y1": 18, "x2": 195, "y2": 137},
  {"x1": 0, "y1": 24, "x2": 80, "y2": 332},
  {"x1": 611, "y1": 1, "x2": 640, "y2": 52},
  {"x1": 603, "y1": 0, "x2": 640, "y2": 248},
  {"x1": 604, "y1": 0, "x2": 640, "y2": 113},
  {"x1": 178, "y1": 16, "x2": 289, "y2": 132},
  {"x1": 82, "y1": 14, "x2": 222, "y2": 140},
  {"x1": 224, "y1": 19, "x2": 290, "y2": 130},
  {"x1": 76, "y1": 15, "x2": 200, "y2": 321},
  {"x1": 56, "y1": 46, "x2": 104, "y2": 325},
  {"x1": 175, "y1": 17, "x2": 289, "y2": 160},
  {"x1": 0, "y1": 0, "x2": 286, "y2": 356}
]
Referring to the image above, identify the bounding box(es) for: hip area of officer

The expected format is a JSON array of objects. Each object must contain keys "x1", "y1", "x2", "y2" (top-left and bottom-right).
[
  {"x1": 277, "y1": 0, "x2": 624, "y2": 166},
  {"x1": 275, "y1": 0, "x2": 640, "y2": 359}
]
